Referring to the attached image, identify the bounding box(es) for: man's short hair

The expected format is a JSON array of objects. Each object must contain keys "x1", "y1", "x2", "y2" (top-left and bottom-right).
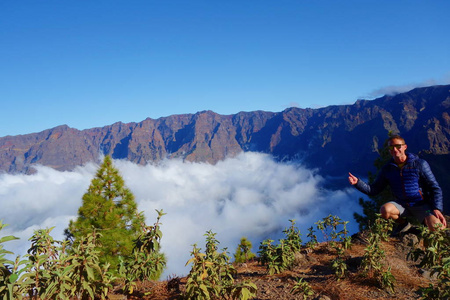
[{"x1": 387, "y1": 134, "x2": 406, "y2": 145}]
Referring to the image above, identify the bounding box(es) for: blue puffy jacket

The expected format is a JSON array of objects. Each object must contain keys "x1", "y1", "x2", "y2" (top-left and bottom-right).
[{"x1": 355, "y1": 153, "x2": 444, "y2": 212}]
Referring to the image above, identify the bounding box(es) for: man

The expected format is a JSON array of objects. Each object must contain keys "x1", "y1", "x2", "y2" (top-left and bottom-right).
[{"x1": 349, "y1": 135, "x2": 447, "y2": 234}]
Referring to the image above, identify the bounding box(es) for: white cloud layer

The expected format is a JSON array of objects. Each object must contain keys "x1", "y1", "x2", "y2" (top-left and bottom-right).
[
  {"x1": 0, "y1": 152, "x2": 362, "y2": 278},
  {"x1": 366, "y1": 73, "x2": 450, "y2": 99}
]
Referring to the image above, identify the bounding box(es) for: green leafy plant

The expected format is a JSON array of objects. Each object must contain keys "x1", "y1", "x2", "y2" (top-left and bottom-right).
[
  {"x1": 283, "y1": 219, "x2": 302, "y2": 252},
  {"x1": 118, "y1": 209, "x2": 167, "y2": 294},
  {"x1": 305, "y1": 226, "x2": 318, "y2": 250},
  {"x1": 258, "y1": 220, "x2": 302, "y2": 275},
  {"x1": 380, "y1": 267, "x2": 396, "y2": 293},
  {"x1": 226, "y1": 280, "x2": 258, "y2": 300},
  {"x1": 1, "y1": 256, "x2": 28, "y2": 300},
  {"x1": 184, "y1": 245, "x2": 213, "y2": 299},
  {"x1": 313, "y1": 215, "x2": 352, "y2": 280},
  {"x1": 184, "y1": 231, "x2": 257, "y2": 300},
  {"x1": 0, "y1": 221, "x2": 26, "y2": 300},
  {"x1": 331, "y1": 248, "x2": 348, "y2": 280},
  {"x1": 258, "y1": 239, "x2": 287, "y2": 275},
  {"x1": 21, "y1": 227, "x2": 60, "y2": 298},
  {"x1": 360, "y1": 216, "x2": 396, "y2": 293},
  {"x1": 409, "y1": 224, "x2": 450, "y2": 299},
  {"x1": 1, "y1": 222, "x2": 115, "y2": 300},
  {"x1": 25, "y1": 229, "x2": 113, "y2": 300},
  {"x1": 41, "y1": 246, "x2": 74, "y2": 300},
  {"x1": 185, "y1": 231, "x2": 234, "y2": 299},
  {"x1": 315, "y1": 214, "x2": 351, "y2": 250},
  {"x1": 419, "y1": 256, "x2": 450, "y2": 300},
  {"x1": 290, "y1": 278, "x2": 314, "y2": 300},
  {"x1": 64, "y1": 231, "x2": 113, "y2": 300}
]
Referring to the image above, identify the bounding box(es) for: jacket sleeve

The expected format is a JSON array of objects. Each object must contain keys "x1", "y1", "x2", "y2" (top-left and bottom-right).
[
  {"x1": 419, "y1": 159, "x2": 444, "y2": 212},
  {"x1": 354, "y1": 168, "x2": 389, "y2": 197}
]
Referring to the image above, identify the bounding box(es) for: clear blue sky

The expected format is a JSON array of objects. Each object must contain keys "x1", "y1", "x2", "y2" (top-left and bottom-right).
[{"x1": 1, "y1": 0, "x2": 449, "y2": 137}]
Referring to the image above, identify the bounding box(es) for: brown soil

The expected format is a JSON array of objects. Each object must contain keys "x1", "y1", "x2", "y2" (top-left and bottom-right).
[{"x1": 107, "y1": 232, "x2": 434, "y2": 300}]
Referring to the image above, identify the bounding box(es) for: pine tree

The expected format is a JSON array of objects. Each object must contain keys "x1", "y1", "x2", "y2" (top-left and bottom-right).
[
  {"x1": 65, "y1": 155, "x2": 144, "y2": 273},
  {"x1": 234, "y1": 237, "x2": 256, "y2": 263}
]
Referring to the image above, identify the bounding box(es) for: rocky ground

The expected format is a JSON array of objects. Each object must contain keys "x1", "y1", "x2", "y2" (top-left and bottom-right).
[{"x1": 107, "y1": 228, "x2": 439, "y2": 300}]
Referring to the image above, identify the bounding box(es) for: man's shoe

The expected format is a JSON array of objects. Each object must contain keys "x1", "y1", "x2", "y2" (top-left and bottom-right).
[{"x1": 391, "y1": 221, "x2": 412, "y2": 237}]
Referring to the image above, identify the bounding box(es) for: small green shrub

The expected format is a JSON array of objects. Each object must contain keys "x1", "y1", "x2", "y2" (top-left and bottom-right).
[
  {"x1": 360, "y1": 215, "x2": 396, "y2": 293},
  {"x1": 184, "y1": 231, "x2": 257, "y2": 300},
  {"x1": 1, "y1": 221, "x2": 115, "y2": 300},
  {"x1": 118, "y1": 210, "x2": 167, "y2": 294},
  {"x1": 0, "y1": 221, "x2": 25, "y2": 300},
  {"x1": 315, "y1": 214, "x2": 351, "y2": 250},
  {"x1": 331, "y1": 250, "x2": 347, "y2": 280},
  {"x1": 283, "y1": 219, "x2": 302, "y2": 252},
  {"x1": 226, "y1": 280, "x2": 258, "y2": 300},
  {"x1": 314, "y1": 215, "x2": 352, "y2": 280},
  {"x1": 55, "y1": 231, "x2": 113, "y2": 300},
  {"x1": 305, "y1": 226, "x2": 318, "y2": 250},
  {"x1": 409, "y1": 224, "x2": 450, "y2": 299},
  {"x1": 290, "y1": 278, "x2": 314, "y2": 300},
  {"x1": 258, "y1": 219, "x2": 301, "y2": 275}
]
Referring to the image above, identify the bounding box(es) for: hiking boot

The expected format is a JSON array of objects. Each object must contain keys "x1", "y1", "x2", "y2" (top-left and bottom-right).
[{"x1": 391, "y1": 221, "x2": 412, "y2": 237}]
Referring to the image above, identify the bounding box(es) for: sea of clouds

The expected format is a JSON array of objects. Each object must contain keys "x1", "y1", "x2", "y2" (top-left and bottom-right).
[{"x1": 0, "y1": 152, "x2": 362, "y2": 277}]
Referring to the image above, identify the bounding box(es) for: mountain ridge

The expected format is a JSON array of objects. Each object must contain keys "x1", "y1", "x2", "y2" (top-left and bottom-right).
[{"x1": 1, "y1": 85, "x2": 449, "y2": 212}]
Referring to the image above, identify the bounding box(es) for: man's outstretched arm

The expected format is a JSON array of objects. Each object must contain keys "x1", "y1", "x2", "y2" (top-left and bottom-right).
[{"x1": 348, "y1": 171, "x2": 388, "y2": 197}]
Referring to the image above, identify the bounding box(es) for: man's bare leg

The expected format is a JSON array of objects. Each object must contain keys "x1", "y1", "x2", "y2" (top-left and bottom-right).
[
  {"x1": 380, "y1": 203, "x2": 402, "y2": 221},
  {"x1": 380, "y1": 203, "x2": 412, "y2": 236}
]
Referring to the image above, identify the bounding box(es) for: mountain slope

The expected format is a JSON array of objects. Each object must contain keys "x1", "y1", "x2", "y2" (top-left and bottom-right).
[
  {"x1": 1, "y1": 85, "x2": 449, "y2": 211},
  {"x1": 2, "y1": 85, "x2": 449, "y2": 173}
]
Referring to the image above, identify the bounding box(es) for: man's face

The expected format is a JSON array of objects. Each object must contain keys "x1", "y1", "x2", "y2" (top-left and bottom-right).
[{"x1": 388, "y1": 138, "x2": 407, "y2": 163}]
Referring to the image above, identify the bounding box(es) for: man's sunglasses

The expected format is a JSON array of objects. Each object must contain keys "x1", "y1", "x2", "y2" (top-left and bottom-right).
[{"x1": 388, "y1": 144, "x2": 405, "y2": 150}]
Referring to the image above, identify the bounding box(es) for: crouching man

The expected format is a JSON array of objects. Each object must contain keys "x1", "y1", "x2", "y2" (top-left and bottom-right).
[{"x1": 348, "y1": 135, "x2": 446, "y2": 235}]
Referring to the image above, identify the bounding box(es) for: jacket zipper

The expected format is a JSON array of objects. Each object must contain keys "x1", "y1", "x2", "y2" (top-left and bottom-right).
[{"x1": 400, "y1": 167, "x2": 407, "y2": 201}]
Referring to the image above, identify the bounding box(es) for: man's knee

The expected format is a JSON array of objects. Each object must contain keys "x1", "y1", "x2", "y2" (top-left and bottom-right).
[{"x1": 380, "y1": 203, "x2": 400, "y2": 220}]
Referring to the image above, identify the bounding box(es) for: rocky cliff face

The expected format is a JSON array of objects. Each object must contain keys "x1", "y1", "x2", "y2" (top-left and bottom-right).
[{"x1": 1, "y1": 84, "x2": 449, "y2": 187}]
